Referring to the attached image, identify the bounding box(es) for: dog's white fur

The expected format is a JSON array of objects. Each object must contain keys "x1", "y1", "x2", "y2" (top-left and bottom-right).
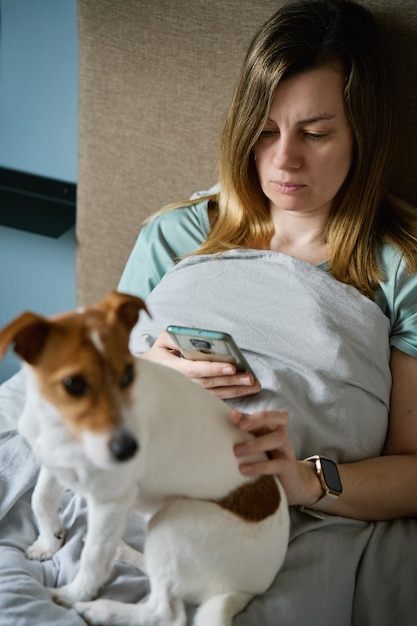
[{"x1": 0, "y1": 293, "x2": 289, "y2": 626}]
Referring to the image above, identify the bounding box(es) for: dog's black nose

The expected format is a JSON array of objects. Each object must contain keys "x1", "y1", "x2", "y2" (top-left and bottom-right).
[{"x1": 109, "y1": 429, "x2": 139, "y2": 462}]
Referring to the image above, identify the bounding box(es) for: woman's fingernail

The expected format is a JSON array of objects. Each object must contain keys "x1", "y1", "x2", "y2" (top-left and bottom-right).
[
  {"x1": 240, "y1": 464, "x2": 254, "y2": 475},
  {"x1": 234, "y1": 443, "x2": 247, "y2": 456},
  {"x1": 222, "y1": 366, "x2": 235, "y2": 374}
]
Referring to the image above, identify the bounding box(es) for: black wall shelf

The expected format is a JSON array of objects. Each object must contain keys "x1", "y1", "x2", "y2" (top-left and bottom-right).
[{"x1": 0, "y1": 167, "x2": 76, "y2": 238}]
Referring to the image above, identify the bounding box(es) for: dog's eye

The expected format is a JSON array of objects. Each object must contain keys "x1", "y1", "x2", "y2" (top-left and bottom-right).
[
  {"x1": 120, "y1": 363, "x2": 135, "y2": 388},
  {"x1": 62, "y1": 375, "x2": 90, "y2": 397}
]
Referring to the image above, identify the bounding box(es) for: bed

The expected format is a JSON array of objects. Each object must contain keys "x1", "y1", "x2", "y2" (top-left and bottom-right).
[{"x1": 1, "y1": 1, "x2": 417, "y2": 624}]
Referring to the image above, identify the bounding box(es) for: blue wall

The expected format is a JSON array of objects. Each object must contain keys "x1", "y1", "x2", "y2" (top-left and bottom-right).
[
  {"x1": 0, "y1": 0, "x2": 78, "y2": 180},
  {"x1": 0, "y1": 0, "x2": 78, "y2": 382},
  {"x1": 0, "y1": 226, "x2": 77, "y2": 382}
]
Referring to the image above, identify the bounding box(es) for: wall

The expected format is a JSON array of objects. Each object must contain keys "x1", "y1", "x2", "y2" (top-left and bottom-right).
[
  {"x1": 0, "y1": 0, "x2": 78, "y2": 180},
  {"x1": 0, "y1": 0, "x2": 78, "y2": 382},
  {"x1": 0, "y1": 226, "x2": 76, "y2": 381}
]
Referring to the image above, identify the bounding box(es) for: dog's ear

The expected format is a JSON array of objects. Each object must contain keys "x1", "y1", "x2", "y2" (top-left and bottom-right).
[
  {"x1": 96, "y1": 291, "x2": 151, "y2": 332},
  {"x1": 0, "y1": 312, "x2": 52, "y2": 364}
]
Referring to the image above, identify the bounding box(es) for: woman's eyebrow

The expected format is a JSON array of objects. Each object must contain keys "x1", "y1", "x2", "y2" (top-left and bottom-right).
[
  {"x1": 297, "y1": 114, "x2": 336, "y2": 125},
  {"x1": 265, "y1": 114, "x2": 336, "y2": 126}
]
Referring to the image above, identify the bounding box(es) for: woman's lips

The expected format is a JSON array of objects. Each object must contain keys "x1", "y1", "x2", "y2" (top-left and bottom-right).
[{"x1": 273, "y1": 181, "x2": 306, "y2": 193}]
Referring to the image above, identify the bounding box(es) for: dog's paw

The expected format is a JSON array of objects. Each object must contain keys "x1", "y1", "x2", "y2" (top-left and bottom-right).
[
  {"x1": 76, "y1": 600, "x2": 123, "y2": 625},
  {"x1": 77, "y1": 597, "x2": 186, "y2": 626},
  {"x1": 50, "y1": 585, "x2": 75, "y2": 608},
  {"x1": 26, "y1": 532, "x2": 65, "y2": 561},
  {"x1": 50, "y1": 583, "x2": 95, "y2": 608}
]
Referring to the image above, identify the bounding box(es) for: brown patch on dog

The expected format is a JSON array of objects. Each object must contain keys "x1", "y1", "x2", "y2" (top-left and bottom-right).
[{"x1": 216, "y1": 475, "x2": 281, "y2": 522}]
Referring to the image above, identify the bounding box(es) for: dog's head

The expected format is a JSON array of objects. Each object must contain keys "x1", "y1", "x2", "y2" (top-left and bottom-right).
[{"x1": 0, "y1": 291, "x2": 148, "y2": 467}]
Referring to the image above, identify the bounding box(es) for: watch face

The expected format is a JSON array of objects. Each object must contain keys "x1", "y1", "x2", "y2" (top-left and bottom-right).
[{"x1": 321, "y1": 457, "x2": 342, "y2": 493}]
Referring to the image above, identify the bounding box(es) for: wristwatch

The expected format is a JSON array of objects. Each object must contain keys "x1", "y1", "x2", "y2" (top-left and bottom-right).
[{"x1": 298, "y1": 455, "x2": 343, "y2": 519}]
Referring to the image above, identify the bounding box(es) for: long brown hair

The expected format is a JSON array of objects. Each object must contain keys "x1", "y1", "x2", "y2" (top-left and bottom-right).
[{"x1": 195, "y1": 0, "x2": 417, "y2": 297}]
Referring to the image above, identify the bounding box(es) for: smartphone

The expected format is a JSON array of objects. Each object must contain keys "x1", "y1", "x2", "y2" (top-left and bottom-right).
[{"x1": 166, "y1": 325, "x2": 257, "y2": 380}]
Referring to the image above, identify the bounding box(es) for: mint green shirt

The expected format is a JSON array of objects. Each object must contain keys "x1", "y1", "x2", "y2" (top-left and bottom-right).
[
  {"x1": 118, "y1": 201, "x2": 211, "y2": 298},
  {"x1": 118, "y1": 200, "x2": 417, "y2": 358}
]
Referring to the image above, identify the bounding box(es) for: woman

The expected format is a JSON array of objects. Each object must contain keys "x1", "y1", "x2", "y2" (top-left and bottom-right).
[{"x1": 120, "y1": 2, "x2": 417, "y2": 622}]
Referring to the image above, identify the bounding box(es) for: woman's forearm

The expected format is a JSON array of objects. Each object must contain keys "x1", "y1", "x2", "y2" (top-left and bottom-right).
[{"x1": 303, "y1": 454, "x2": 417, "y2": 521}]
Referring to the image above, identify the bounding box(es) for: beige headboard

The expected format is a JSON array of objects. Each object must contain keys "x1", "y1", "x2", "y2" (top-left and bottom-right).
[{"x1": 76, "y1": 0, "x2": 417, "y2": 306}]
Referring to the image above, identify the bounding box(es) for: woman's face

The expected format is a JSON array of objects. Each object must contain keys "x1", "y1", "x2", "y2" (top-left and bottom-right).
[{"x1": 253, "y1": 65, "x2": 354, "y2": 220}]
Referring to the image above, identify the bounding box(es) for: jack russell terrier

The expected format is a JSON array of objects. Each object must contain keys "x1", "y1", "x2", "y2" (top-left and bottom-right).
[{"x1": 0, "y1": 291, "x2": 289, "y2": 626}]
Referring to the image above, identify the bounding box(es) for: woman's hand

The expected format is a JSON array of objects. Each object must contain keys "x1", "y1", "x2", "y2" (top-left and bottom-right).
[
  {"x1": 140, "y1": 331, "x2": 261, "y2": 400},
  {"x1": 229, "y1": 409, "x2": 323, "y2": 507}
]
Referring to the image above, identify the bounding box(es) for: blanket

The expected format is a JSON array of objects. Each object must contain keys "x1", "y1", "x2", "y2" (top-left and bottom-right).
[
  {"x1": 130, "y1": 250, "x2": 391, "y2": 463},
  {"x1": 0, "y1": 250, "x2": 416, "y2": 626}
]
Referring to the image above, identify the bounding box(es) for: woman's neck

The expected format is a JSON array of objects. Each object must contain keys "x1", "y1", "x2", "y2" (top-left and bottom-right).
[{"x1": 268, "y1": 211, "x2": 329, "y2": 265}]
